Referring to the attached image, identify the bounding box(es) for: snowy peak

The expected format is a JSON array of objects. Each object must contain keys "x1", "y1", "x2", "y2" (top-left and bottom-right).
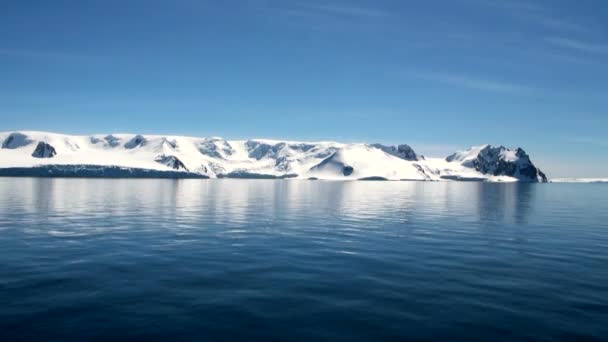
[
  {"x1": 124, "y1": 135, "x2": 146, "y2": 149},
  {"x1": 309, "y1": 144, "x2": 427, "y2": 180},
  {"x1": 446, "y1": 145, "x2": 547, "y2": 182},
  {"x1": 0, "y1": 131, "x2": 548, "y2": 182},
  {"x1": 371, "y1": 143, "x2": 420, "y2": 161},
  {"x1": 155, "y1": 155, "x2": 188, "y2": 171},
  {"x1": 2, "y1": 133, "x2": 33, "y2": 149},
  {"x1": 242, "y1": 140, "x2": 339, "y2": 173},
  {"x1": 103, "y1": 135, "x2": 121, "y2": 147},
  {"x1": 31, "y1": 142, "x2": 57, "y2": 158},
  {"x1": 198, "y1": 138, "x2": 234, "y2": 159}
]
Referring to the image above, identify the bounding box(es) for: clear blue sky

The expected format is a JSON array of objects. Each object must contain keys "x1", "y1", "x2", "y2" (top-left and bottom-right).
[{"x1": 1, "y1": 0, "x2": 606, "y2": 177}]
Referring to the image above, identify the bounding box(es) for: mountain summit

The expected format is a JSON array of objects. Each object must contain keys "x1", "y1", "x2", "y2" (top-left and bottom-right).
[{"x1": 0, "y1": 131, "x2": 547, "y2": 182}]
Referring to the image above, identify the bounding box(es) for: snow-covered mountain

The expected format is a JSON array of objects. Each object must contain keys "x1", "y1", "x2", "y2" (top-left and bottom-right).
[
  {"x1": 445, "y1": 145, "x2": 547, "y2": 182},
  {"x1": 0, "y1": 131, "x2": 548, "y2": 182}
]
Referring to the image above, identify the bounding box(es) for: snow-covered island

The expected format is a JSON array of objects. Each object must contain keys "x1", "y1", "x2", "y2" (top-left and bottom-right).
[{"x1": 0, "y1": 131, "x2": 548, "y2": 182}]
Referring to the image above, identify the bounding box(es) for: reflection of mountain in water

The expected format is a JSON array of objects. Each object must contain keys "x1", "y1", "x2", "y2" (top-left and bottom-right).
[
  {"x1": 1, "y1": 179, "x2": 536, "y2": 240},
  {"x1": 476, "y1": 183, "x2": 535, "y2": 225}
]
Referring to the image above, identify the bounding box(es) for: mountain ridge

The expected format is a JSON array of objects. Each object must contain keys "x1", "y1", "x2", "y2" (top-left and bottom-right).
[{"x1": 0, "y1": 131, "x2": 548, "y2": 182}]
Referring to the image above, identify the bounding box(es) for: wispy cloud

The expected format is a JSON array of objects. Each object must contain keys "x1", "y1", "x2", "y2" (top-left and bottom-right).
[
  {"x1": 545, "y1": 37, "x2": 608, "y2": 54},
  {"x1": 567, "y1": 137, "x2": 608, "y2": 148},
  {"x1": 466, "y1": 0, "x2": 544, "y2": 13},
  {"x1": 0, "y1": 48, "x2": 87, "y2": 61},
  {"x1": 537, "y1": 18, "x2": 590, "y2": 33},
  {"x1": 468, "y1": 0, "x2": 592, "y2": 34},
  {"x1": 409, "y1": 71, "x2": 529, "y2": 93},
  {"x1": 299, "y1": 3, "x2": 390, "y2": 18},
  {"x1": 265, "y1": 1, "x2": 390, "y2": 20}
]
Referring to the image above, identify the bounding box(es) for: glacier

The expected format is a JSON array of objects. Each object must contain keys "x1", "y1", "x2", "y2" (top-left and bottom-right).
[{"x1": 0, "y1": 131, "x2": 548, "y2": 182}]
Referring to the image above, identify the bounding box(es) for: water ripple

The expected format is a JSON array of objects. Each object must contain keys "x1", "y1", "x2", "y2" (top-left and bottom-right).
[{"x1": 0, "y1": 179, "x2": 607, "y2": 340}]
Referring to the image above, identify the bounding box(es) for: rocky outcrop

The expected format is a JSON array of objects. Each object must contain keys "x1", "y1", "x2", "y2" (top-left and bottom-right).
[
  {"x1": 104, "y1": 135, "x2": 121, "y2": 147},
  {"x1": 161, "y1": 138, "x2": 178, "y2": 149},
  {"x1": 198, "y1": 138, "x2": 234, "y2": 159},
  {"x1": 31, "y1": 142, "x2": 57, "y2": 158},
  {"x1": 309, "y1": 152, "x2": 355, "y2": 176},
  {"x1": 2, "y1": 133, "x2": 33, "y2": 149},
  {"x1": 245, "y1": 140, "x2": 337, "y2": 173},
  {"x1": 446, "y1": 145, "x2": 547, "y2": 182},
  {"x1": 246, "y1": 141, "x2": 316, "y2": 160},
  {"x1": 155, "y1": 155, "x2": 188, "y2": 171},
  {"x1": 124, "y1": 135, "x2": 146, "y2": 149},
  {"x1": 0, "y1": 131, "x2": 551, "y2": 181},
  {"x1": 371, "y1": 144, "x2": 419, "y2": 161}
]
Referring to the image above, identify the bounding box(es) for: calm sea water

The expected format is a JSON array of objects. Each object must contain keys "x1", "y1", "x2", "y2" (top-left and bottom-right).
[{"x1": 0, "y1": 178, "x2": 607, "y2": 341}]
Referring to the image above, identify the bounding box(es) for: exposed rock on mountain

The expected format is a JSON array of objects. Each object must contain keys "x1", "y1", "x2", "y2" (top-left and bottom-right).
[
  {"x1": 124, "y1": 135, "x2": 146, "y2": 149},
  {"x1": 155, "y1": 155, "x2": 188, "y2": 171},
  {"x1": 371, "y1": 144, "x2": 419, "y2": 161},
  {"x1": 309, "y1": 152, "x2": 352, "y2": 176},
  {"x1": 2, "y1": 133, "x2": 33, "y2": 149},
  {"x1": 31, "y1": 142, "x2": 57, "y2": 158},
  {"x1": 198, "y1": 138, "x2": 234, "y2": 159},
  {"x1": 104, "y1": 135, "x2": 121, "y2": 147},
  {"x1": 161, "y1": 138, "x2": 178, "y2": 149},
  {"x1": 446, "y1": 145, "x2": 547, "y2": 182},
  {"x1": 0, "y1": 131, "x2": 550, "y2": 182}
]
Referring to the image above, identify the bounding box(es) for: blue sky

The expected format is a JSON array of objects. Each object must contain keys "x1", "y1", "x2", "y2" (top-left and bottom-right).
[{"x1": 1, "y1": 0, "x2": 606, "y2": 177}]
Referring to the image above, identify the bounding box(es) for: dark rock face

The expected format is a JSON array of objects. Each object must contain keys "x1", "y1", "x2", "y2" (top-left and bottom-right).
[
  {"x1": 31, "y1": 142, "x2": 57, "y2": 158},
  {"x1": 412, "y1": 163, "x2": 432, "y2": 180},
  {"x1": 372, "y1": 144, "x2": 419, "y2": 161},
  {"x1": 2, "y1": 133, "x2": 33, "y2": 149},
  {"x1": 454, "y1": 145, "x2": 547, "y2": 182},
  {"x1": 155, "y1": 155, "x2": 188, "y2": 171},
  {"x1": 309, "y1": 152, "x2": 355, "y2": 177},
  {"x1": 199, "y1": 139, "x2": 234, "y2": 159},
  {"x1": 207, "y1": 162, "x2": 226, "y2": 176},
  {"x1": 161, "y1": 138, "x2": 178, "y2": 149},
  {"x1": 91, "y1": 135, "x2": 121, "y2": 147},
  {"x1": 104, "y1": 135, "x2": 121, "y2": 147},
  {"x1": 124, "y1": 135, "x2": 146, "y2": 149},
  {"x1": 342, "y1": 166, "x2": 354, "y2": 176},
  {"x1": 246, "y1": 141, "x2": 316, "y2": 160},
  {"x1": 246, "y1": 140, "x2": 334, "y2": 173},
  {"x1": 246, "y1": 141, "x2": 284, "y2": 160},
  {"x1": 275, "y1": 156, "x2": 291, "y2": 171}
]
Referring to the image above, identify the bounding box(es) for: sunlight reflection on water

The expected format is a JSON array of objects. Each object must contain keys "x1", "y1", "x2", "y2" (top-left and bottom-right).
[{"x1": 0, "y1": 178, "x2": 607, "y2": 340}]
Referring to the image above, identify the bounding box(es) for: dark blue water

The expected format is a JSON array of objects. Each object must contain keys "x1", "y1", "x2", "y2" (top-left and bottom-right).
[{"x1": 1, "y1": 179, "x2": 607, "y2": 341}]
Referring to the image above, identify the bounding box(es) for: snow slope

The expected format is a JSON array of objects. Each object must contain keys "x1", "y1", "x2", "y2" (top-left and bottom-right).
[{"x1": 0, "y1": 131, "x2": 548, "y2": 182}]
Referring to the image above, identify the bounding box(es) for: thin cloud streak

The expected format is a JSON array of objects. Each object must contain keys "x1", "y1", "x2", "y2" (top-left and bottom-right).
[
  {"x1": 0, "y1": 48, "x2": 88, "y2": 61},
  {"x1": 546, "y1": 37, "x2": 608, "y2": 54},
  {"x1": 567, "y1": 137, "x2": 608, "y2": 148},
  {"x1": 468, "y1": 0, "x2": 593, "y2": 34},
  {"x1": 466, "y1": 0, "x2": 544, "y2": 13},
  {"x1": 303, "y1": 4, "x2": 390, "y2": 18},
  {"x1": 538, "y1": 18, "x2": 590, "y2": 33},
  {"x1": 410, "y1": 71, "x2": 529, "y2": 93},
  {"x1": 265, "y1": 2, "x2": 390, "y2": 19}
]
